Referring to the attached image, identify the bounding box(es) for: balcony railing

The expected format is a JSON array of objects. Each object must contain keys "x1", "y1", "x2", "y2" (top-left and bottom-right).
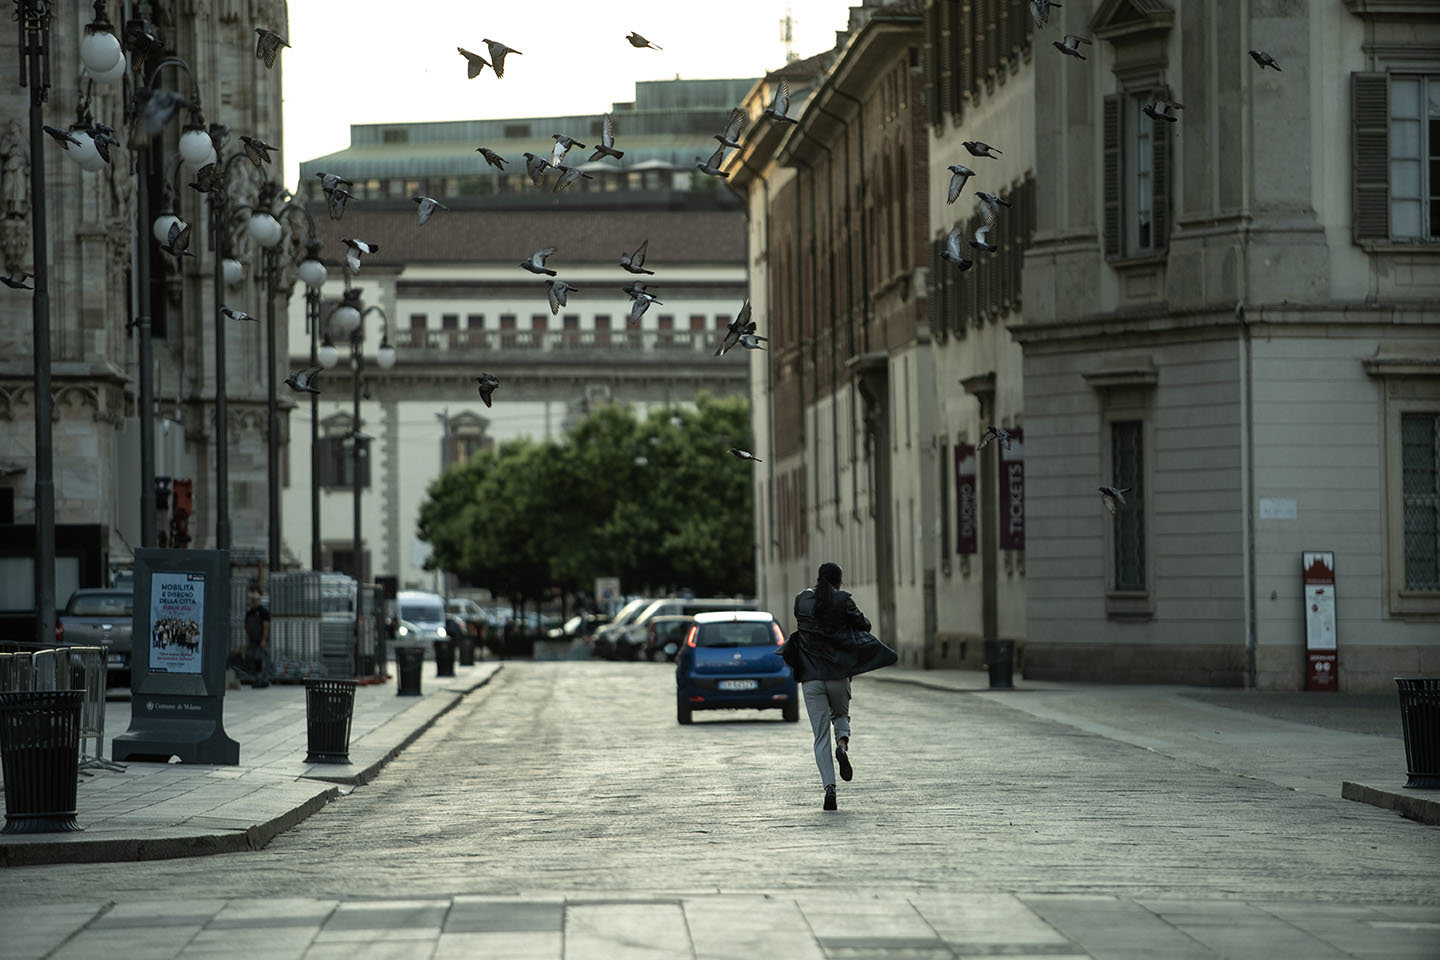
[{"x1": 392, "y1": 328, "x2": 741, "y2": 358}]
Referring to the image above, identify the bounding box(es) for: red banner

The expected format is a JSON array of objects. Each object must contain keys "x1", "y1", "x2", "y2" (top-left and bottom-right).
[
  {"x1": 955, "y1": 443, "x2": 977, "y2": 555},
  {"x1": 998, "y1": 428, "x2": 1024, "y2": 551}
]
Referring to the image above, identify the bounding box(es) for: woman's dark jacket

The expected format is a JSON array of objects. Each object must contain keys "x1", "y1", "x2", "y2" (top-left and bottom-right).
[{"x1": 785, "y1": 588, "x2": 897, "y2": 682}]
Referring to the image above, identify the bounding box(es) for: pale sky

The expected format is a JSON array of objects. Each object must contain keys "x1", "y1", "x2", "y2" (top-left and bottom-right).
[{"x1": 280, "y1": 0, "x2": 854, "y2": 188}]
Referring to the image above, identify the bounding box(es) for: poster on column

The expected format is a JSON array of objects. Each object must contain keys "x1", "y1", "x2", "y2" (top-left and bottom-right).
[
  {"x1": 998, "y1": 428, "x2": 1025, "y2": 551},
  {"x1": 1302, "y1": 551, "x2": 1337, "y2": 692},
  {"x1": 955, "y1": 443, "x2": 977, "y2": 555},
  {"x1": 148, "y1": 571, "x2": 206, "y2": 674}
]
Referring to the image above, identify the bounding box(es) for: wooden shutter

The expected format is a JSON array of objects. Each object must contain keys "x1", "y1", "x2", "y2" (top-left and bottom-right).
[
  {"x1": 1103, "y1": 94, "x2": 1122, "y2": 259},
  {"x1": 936, "y1": 1, "x2": 953, "y2": 121},
  {"x1": 1152, "y1": 97, "x2": 1170, "y2": 252},
  {"x1": 926, "y1": 6, "x2": 940, "y2": 126},
  {"x1": 958, "y1": 1, "x2": 974, "y2": 106},
  {"x1": 934, "y1": 236, "x2": 948, "y2": 344},
  {"x1": 1352, "y1": 72, "x2": 1389, "y2": 242}
]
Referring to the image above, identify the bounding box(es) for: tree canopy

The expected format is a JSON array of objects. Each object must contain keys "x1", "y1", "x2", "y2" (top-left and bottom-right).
[{"x1": 415, "y1": 394, "x2": 756, "y2": 608}]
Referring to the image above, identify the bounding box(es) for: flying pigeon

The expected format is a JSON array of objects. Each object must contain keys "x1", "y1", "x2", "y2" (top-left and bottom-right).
[
  {"x1": 715, "y1": 107, "x2": 747, "y2": 150},
  {"x1": 476, "y1": 147, "x2": 507, "y2": 170},
  {"x1": 474, "y1": 373, "x2": 499, "y2": 408},
  {"x1": 413, "y1": 195, "x2": 448, "y2": 226},
  {"x1": 970, "y1": 194, "x2": 1009, "y2": 253},
  {"x1": 184, "y1": 162, "x2": 219, "y2": 195},
  {"x1": 977, "y1": 424, "x2": 1014, "y2": 451},
  {"x1": 88, "y1": 125, "x2": 116, "y2": 164},
  {"x1": 946, "y1": 164, "x2": 975, "y2": 204},
  {"x1": 620, "y1": 240, "x2": 654, "y2": 275},
  {"x1": 696, "y1": 145, "x2": 729, "y2": 179},
  {"x1": 457, "y1": 46, "x2": 490, "y2": 79},
  {"x1": 1143, "y1": 99, "x2": 1180, "y2": 123},
  {"x1": 285, "y1": 365, "x2": 322, "y2": 394},
  {"x1": 315, "y1": 172, "x2": 353, "y2": 195},
  {"x1": 962, "y1": 140, "x2": 1002, "y2": 159},
  {"x1": 1098, "y1": 486, "x2": 1131, "y2": 515},
  {"x1": 589, "y1": 114, "x2": 624, "y2": 161},
  {"x1": 628, "y1": 290, "x2": 661, "y2": 325},
  {"x1": 622, "y1": 280, "x2": 657, "y2": 300},
  {"x1": 714, "y1": 299, "x2": 754, "y2": 356},
  {"x1": 1, "y1": 272, "x2": 33, "y2": 290},
  {"x1": 327, "y1": 188, "x2": 354, "y2": 221},
  {"x1": 977, "y1": 191, "x2": 1012, "y2": 218},
  {"x1": 342, "y1": 237, "x2": 378, "y2": 274},
  {"x1": 738, "y1": 333, "x2": 767, "y2": 350},
  {"x1": 1053, "y1": 34, "x2": 1091, "y2": 59},
  {"x1": 160, "y1": 220, "x2": 195, "y2": 258},
  {"x1": 520, "y1": 247, "x2": 558, "y2": 276},
  {"x1": 482, "y1": 39, "x2": 521, "y2": 78},
  {"x1": 941, "y1": 225, "x2": 973, "y2": 271},
  {"x1": 1248, "y1": 49, "x2": 1281, "y2": 71},
  {"x1": 255, "y1": 28, "x2": 289, "y2": 69},
  {"x1": 728, "y1": 448, "x2": 763, "y2": 462},
  {"x1": 42, "y1": 125, "x2": 81, "y2": 149},
  {"x1": 626, "y1": 32, "x2": 662, "y2": 50},
  {"x1": 1029, "y1": 0, "x2": 1062, "y2": 28},
  {"x1": 135, "y1": 88, "x2": 196, "y2": 141},
  {"x1": 545, "y1": 279, "x2": 578, "y2": 315},
  {"x1": 552, "y1": 164, "x2": 595, "y2": 193},
  {"x1": 551, "y1": 134, "x2": 586, "y2": 167},
  {"x1": 239, "y1": 135, "x2": 277, "y2": 167},
  {"x1": 764, "y1": 80, "x2": 799, "y2": 124},
  {"x1": 522, "y1": 152, "x2": 551, "y2": 188},
  {"x1": 221, "y1": 306, "x2": 257, "y2": 322}
]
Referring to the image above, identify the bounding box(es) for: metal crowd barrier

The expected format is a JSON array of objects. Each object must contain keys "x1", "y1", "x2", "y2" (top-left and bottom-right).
[{"x1": 0, "y1": 645, "x2": 124, "y2": 775}]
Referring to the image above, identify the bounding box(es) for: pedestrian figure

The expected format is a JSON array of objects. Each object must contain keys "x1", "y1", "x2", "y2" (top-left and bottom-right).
[
  {"x1": 244, "y1": 585, "x2": 272, "y2": 688},
  {"x1": 790, "y1": 562, "x2": 897, "y2": 811}
]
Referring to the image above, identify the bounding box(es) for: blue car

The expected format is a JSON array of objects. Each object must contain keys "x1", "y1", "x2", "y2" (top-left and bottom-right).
[{"x1": 675, "y1": 611, "x2": 799, "y2": 724}]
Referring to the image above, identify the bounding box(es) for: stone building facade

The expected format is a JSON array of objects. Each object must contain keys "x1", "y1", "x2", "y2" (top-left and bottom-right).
[{"x1": 0, "y1": 1, "x2": 289, "y2": 603}]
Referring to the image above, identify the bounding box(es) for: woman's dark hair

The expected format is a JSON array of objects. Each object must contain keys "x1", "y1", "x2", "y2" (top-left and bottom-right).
[{"x1": 813, "y1": 562, "x2": 843, "y2": 616}]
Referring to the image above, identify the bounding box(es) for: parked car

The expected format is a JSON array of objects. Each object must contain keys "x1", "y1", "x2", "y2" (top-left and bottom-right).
[
  {"x1": 674, "y1": 610, "x2": 798, "y2": 724},
  {"x1": 644, "y1": 614, "x2": 695, "y2": 662},
  {"x1": 396, "y1": 590, "x2": 447, "y2": 644},
  {"x1": 446, "y1": 598, "x2": 488, "y2": 640},
  {"x1": 57, "y1": 588, "x2": 134, "y2": 685},
  {"x1": 591, "y1": 597, "x2": 653, "y2": 660},
  {"x1": 619, "y1": 597, "x2": 757, "y2": 661},
  {"x1": 547, "y1": 612, "x2": 611, "y2": 641}
]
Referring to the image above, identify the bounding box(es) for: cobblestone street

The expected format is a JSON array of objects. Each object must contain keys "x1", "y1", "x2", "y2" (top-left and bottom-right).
[{"x1": 2, "y1": 662, "x2": 1437, "y2": 959}]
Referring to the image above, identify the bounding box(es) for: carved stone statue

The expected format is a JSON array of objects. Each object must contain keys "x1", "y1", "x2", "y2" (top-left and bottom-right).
[{"x1": 0, "y1": 120, "x2": 28, "y2": 222}]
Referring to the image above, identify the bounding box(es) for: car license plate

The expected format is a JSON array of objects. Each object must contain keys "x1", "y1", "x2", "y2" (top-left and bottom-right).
[
  {"x1": 718, "y1": 679, "x2": 758, "y2": 691},
  {"x1": 108, "y1": 654, "x2": 126, "y2": 668}
]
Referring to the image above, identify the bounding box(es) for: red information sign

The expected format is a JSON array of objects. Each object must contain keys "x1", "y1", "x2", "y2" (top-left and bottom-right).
[
  {"x1": 998, "y1": 428, "x2": 1024, "y2": 551},
  {"x1": 1302, "y1": 551, "x2": 1337, "y2": 692},
  {"x1": 955, "y1": 443, "x2": 977, "y2": 555}
]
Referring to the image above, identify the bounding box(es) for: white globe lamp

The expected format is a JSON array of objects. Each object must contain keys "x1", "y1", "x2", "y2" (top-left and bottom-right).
[
  {"x1": 298, "y1": 258, "x2": 327, "y2": 290},
  {"x1": 68, "y1": 131, "x2": 107, "y2": 172},
  {"x1": 80, "y1": 27, "x2": 122, "y2": 74},
  {"x1": 89, "y1": 54, "x2": 127, "y2": 84},
  {"x1": 317, "y1": 338, "x2": 340, "y2": 369},
  {"x1": 331, "y1": 302, "x2": 361, "y2": 336},
  {"x1": 152, "y1": 213, "x2": 181, "y2": 244},
  {"x1": 247, "y1": 212, "x2": 283, "y2": 248},
  {"x1": 222, "y1": 258, "x2": 245, "y2": 287},
  {"x1": 178, "y1": 127, "x2": 214, "y2": 170},
  {"x1": 376, "y1": 339, "x2": 397, "y2": 369}
]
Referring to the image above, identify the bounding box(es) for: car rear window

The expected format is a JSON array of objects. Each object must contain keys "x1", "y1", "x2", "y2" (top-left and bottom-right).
[
  {"x1": 69, "y1": 593, "x2": 132, "y2": 617},
  {"x1": 695, "y1": 622, "x2": 776, "y2": 648}
]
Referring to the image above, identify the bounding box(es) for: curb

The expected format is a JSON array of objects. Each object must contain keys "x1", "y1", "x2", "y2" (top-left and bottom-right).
[
  {"x1": 1341, "y1": 780, "x2": 1440, "y2": 827},
  {"x1": 0, "y1": 664, "x2": 504, "y2": 866},
  {"x1": 869, "y1": 673, "x2": 1031, "y2": 695}
]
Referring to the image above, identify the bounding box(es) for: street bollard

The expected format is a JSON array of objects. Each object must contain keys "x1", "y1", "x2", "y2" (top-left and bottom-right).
[
  {"x1": 0, "y1": 690, "x2": 84, "y2": 834},
  {"x1": 457, "y1": 635, "x2": 475, "y2": 667},
  {"x1": 395, "y1": 645, "x2": 424, "y2": 697},
  {"x1": 304, "y1": 679, "x2": 356, "y2": 764},
  {"x1": 434, "y1": 639, "x2": 455, "y2": 677},
  {"x1": 984, "y1": 639, "x2": 1015, "y2": 689},
  {"x1": 1396, "y1": 678, "x2": 1440, "y2": 789}
]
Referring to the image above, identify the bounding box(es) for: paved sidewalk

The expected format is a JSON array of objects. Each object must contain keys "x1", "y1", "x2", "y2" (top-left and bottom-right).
[
  {"x1": 871, "y1": 668, "x2": 1439, "y2": 825},
  {"x1": 0, "y1": 660, "x2": 502, "y2": 867}
]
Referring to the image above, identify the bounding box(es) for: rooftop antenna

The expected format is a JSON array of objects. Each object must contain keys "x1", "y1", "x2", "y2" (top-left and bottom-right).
[{"x1": 780, "y1": 7, "x2": 797, "y2": 63}]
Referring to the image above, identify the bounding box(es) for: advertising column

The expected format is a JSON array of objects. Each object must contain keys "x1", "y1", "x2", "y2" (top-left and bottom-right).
[{"x1": 1302, "y1": 551, "x2": 1338, "y2": 692}]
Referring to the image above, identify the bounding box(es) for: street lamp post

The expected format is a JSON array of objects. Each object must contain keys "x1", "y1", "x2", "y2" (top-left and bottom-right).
[
  {"x1": 15, "y1": 0, "x2": 56, "y2": 643},
  {"x1": 296, "y1": 241, "x2": 327, "y2": 571}
]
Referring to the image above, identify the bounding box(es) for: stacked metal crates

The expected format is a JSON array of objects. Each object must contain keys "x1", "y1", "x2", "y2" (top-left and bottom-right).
[{"x1": 267, "y1": 572, "x2": 359, "y2": 679}]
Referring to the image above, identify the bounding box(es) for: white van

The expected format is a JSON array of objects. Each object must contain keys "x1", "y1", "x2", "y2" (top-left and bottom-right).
[{"x1": 396, "y1": 590, "x2": 448, "y2": 644}]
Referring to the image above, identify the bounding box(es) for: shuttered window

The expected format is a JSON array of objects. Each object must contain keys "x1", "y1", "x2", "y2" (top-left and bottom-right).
[
  {"x1": 1353, "y1": 73, "x2": 1390, "y2": 241},
  {"x1": 1111, "y1": 420, "x2": 1145, "y2": 591},
  {"x1": 1103, "y1": 95, "x2": 1122, "y2": 258},
  {"x1": 1103, "y1": 93, "x2": 1171, "y2": 259},
  {"x1": 1402, "y1": 412, "x2": 1440, "y2": 591},
  {"x1": 958, "y1": 1, "x2": 975, "y2": 105},
  {"x1": 1387, "y1": 75, "x2": 1440, "y2": 241},
  {"x1": 935, "y1": 0, "x2": 953, "y2": 121},
  {"x1": 926, "y1": 5, "x2": 940, "y2": 126},
  {"x1": 316, "y1": 436, "x2": 370, "y2": 490}
]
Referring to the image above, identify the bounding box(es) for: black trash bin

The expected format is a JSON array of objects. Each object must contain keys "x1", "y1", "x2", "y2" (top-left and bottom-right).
[
  {"x1": 304, "y1": 679, "x2": 356, "y2": 764},
  {"x1": 395, "y1": 645, "x2": 424, "y2": 697},
  {"x1": 1396, "y1": 678, "x2": 1440, "y2": 789},
  {"x1": 457, "y1": 635, "x2": 475, "y2": 667},
  {"x1": 434, "y1": 639, "x2": 455, "y2": 677},
  {"x1": 984, "y1": 639, "x2": 1015, "y2": 690},
  {"x1": 0, "y1": 690, "x2": 84, "y2": 834}
]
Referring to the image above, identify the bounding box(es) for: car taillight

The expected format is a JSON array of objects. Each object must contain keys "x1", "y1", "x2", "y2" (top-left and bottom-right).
[
  {"x1": 772, "y1": 624, "x2": 785, "y2": 646},
  {"x1": 685, "y1": 625, "x2": 698, "y2": 648},
  {"x1": 55, "y1": 621, "x2": 63, "y2": 643}
]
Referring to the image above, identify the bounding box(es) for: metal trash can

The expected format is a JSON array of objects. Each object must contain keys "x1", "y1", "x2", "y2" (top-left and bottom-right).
[
  {"x1": 304, "y1": 679, "x2": 356, "y2": 764},
  {"x1": 434, "y1": 639, "x2": 455, "y2": 677},
  {"x1": 457, "y1": 635, "x2": 476, "y2": 667},
  {"x1": 395, "y1": 645, "x2": 423, "y2": 697},
  {"x1": 984, "y1": 639, "x2": 1015, "y2": 690},
  {"x1": 0, "y1": 690, "x2": 84, "y2": 834},
  {"x1": 1396, "y1": 678, "x2": 1440, "y2": 789}
]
